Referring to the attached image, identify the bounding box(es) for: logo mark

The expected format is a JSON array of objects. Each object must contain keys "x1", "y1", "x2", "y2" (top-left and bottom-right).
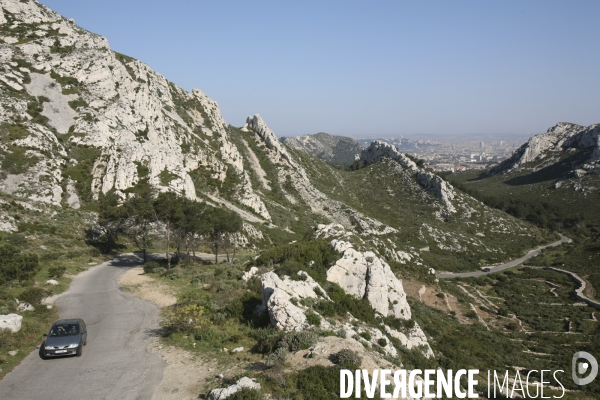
[{"x1": 572, "y1": 351, "x2": 598, "y2": 386}]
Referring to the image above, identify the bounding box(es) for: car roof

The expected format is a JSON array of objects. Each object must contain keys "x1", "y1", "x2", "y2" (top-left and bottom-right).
[{"x1": 53, "y1": 319, "x2": 83, "y2": 325}]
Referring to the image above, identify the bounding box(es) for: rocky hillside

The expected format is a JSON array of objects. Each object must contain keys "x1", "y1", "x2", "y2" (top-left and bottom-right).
[
  {"x1": 0, "y1": 1, "x2": 568, "y2": 389},
  {"x1": 0, "y1": 0, "x2": 548, "y2": 265},
  {"x1": 490, "y1": 122, "x2": 600, "y2": 188},
  {"x1": 280, "y1": 132, "x2": 363, "y2": 166}
]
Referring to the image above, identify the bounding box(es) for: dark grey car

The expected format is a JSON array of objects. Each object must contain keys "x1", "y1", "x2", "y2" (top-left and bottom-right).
[{"x1": 41, "y1": 319, "x2": 87, "y2": 359}]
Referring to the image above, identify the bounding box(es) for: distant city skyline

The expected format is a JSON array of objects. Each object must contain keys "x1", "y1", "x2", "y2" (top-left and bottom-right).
[{"x1": 41, "y1": 0, "x2": 600, "y2": 139}]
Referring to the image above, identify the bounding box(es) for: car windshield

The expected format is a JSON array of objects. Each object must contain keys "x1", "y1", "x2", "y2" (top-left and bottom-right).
[{"x1": 49, "y1": 323, "x2": 79, "y2": 336}]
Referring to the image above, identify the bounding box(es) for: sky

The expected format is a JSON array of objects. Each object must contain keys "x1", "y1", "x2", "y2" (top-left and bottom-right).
[{"x1": 40, "y1": 0, "x2": 600, "y2": 139}]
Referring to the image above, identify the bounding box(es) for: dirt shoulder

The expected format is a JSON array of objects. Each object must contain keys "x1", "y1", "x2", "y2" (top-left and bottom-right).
[
  {"x1": 119, "y1": 266, "x2": 177, "y2": 308},
  {"x1": 119, "y1": 267, "x2": 221, "y2": 400}
]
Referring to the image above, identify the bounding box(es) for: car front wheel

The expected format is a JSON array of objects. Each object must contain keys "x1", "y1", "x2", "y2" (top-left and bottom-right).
[
  {"x1": 76, "y1": 344, "x2": 82, "y2": 357},
  {"x1": 39, "y1": 344, "x2": 47, "y2": 360}
]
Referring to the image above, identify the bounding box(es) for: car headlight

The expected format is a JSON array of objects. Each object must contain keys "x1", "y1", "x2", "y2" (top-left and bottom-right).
[
  {"x1": 45, "y1": 346, "x2": 54, "y2": 350},
  {"x1": 66, "y1": 343, "x2": 79, "y2": 349}
]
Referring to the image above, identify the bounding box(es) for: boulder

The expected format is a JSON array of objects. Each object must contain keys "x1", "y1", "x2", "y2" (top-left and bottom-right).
[
  {"x1": 0, "y1": 314, "x2": 23, "y2": 333},
  {"x1": 46, "y1": 279, "x2": 59, "y2": 286},
  {"x1": 385, "y1": 323, "x2": 434, "y2": 358},
  {"x1": 16, "y1": 302, "x2": 34, "y2": 312},
  {"x1": 261, "y1": 271, "x2": 329, "y2": 331},
  {"x1": 241, "y1": 267, "x2": 258, "y2": 282},
  {"x1": 209, "y1": 377, "x2": 261, "y2": 400},
  {"x1": 326, "y1": 239, "x2": 411, "y2": 320}
]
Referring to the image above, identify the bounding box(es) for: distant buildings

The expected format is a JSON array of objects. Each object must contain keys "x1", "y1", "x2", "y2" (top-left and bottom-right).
[{"x1": 356, "y1": 136, "x2": 519, "y2": 172}]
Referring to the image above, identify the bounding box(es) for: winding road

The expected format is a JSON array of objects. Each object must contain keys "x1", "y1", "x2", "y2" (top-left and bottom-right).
[
  {"x1": 0, "y1": 255, "x2": 165, "y2": 400},
  {"x1": 437, "y1": 234, "x2": 572, "y2": 279}
]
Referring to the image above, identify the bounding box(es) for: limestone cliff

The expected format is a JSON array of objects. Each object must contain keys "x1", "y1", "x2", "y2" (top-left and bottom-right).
[{"x1": 0, "y1": 0, "x2": 269, "y2": 221}]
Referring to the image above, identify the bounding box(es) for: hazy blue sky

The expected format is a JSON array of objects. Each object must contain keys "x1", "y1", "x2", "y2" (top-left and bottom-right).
[{"x1": 40, "y1": 0, "x2": 599, "y2": 138}]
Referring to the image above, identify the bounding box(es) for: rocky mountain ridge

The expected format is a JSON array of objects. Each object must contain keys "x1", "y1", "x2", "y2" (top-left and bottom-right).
[{"x1": 491, "y1": 122, "x2": 600, "y2": 178}]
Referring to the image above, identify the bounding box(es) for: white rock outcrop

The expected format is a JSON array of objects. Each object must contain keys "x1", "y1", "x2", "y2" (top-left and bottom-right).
[
  {"x1": 242, "y1": 114, "x2": 292, "y2": 162},
  {"x1": 416, "y1": 171, "x2": 457, "y2": 213},
  {"x1": 359, "y1": 140, "x2": 417, "y2": 170},
  {"x1": 241, "y1": 267, "x2": 258, "y2": 282},
  {"x1": 260, "y1": 271, "x2": 329, "y2": 331},
  {"x1": 326, "y1": 238, "x2": 411, "y2": 320},
  {"x1": 16, "y1": 302, "x2": 34, "y2": 312},
  {"x1": 209, "y1": 377, "x2": 261, "y2": 400},
  {"x1": 0, "y1": 314, "x2": 23, "y2": 333},
  {"x1": 385, "y1": 323, "x2": 434, "y2": 358}
]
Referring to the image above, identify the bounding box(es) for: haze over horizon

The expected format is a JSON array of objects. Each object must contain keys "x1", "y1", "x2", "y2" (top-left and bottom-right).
[{"x1": 40, "y1": 0, "x2": 600, "y2": 139}]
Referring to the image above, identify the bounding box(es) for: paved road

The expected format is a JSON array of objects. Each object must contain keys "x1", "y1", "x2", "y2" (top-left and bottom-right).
[
  {"x1": 438, "y1": 234, "x2": 572, "y2": 279},
  {"x1": 0, "y1": 255, "x2": 165, "y2": 400},
  {"x1": 544, "y1": 266, "x2": 600, "y2": 310}
]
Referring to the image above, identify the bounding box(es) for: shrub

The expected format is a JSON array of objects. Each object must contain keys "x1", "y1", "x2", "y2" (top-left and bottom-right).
[
  {"x1": 465, "y1": 310, "x2": 478, "y2": 319},
  {"x1": 19, "y1": 287, "x2": 51, "y2": 305},
  {"x1": 314, "y1": 300, "x2": 336, "y2": 317},
  {"x1": 359, "y1": 331, "x2": 371, "y2": 341},
  {"x1": 228, "y1": 388, "x2": 264, "y2": 400},
  {"x1": 190, "y1": 272, "x2": 212, "y2": 284},
  {"x1": 251, "y1": 238, "x2": 339, "y2": 283},
  {"x1": 332, "y1": 349, "x2": 362, "y2": 369},
  {"x1": 377, "y1": 338, "x2": 387, "y2": 347},
  {"x1": 267, "y1": 346, "x2": 288, "y2": 366},
  {"x1": 290, "y1": 366, "x2": 353, "y2": 399},
  {"x1": 164, "y1": 303, "x2": 211, "y2": 334},
  {"x1": 0, "y1": 299, "x2": 11, "y2": 314},
  {"x1": 383, "y1": 316, "x2": 416, "y2": 331},
  {"x1": 497, "y1": 307, "x2": 509, "y2": 317},
  {"x1": 194, "y1": 329, "x2": 216, "y2": 341},
  {"x1": 506, "y1": 322, "x2": 520, "y2": 331},
  {"x1": 143, "y1": 261, "x2": 160, "y2": 274},
  {"x1": 252, "y1": 328, "x2": 283, "y2": 354},
  {"x1": 326, "y1": 284, "x2": 376, "y2": 323},
  {"x1": 152, "y1": 267, "x2": 166, "y2": 275},
  {"x1": 48, "y1": 266, "x2": 66, "y2": 278},
  {"x1": 0, "y1": 245, "x2": 39, "y2": 284},
  {"x1": 305, "y1": 310, "x2": 321, "y2": 326},
  {"x1": 278, "y1": 330, "x2": 318, "y2": 352},
  {"x1": 224, "y1": 291, "x2": 263, "y2": 323},
  {"x1": 164, "y1": 269, "x2": 182, "y2": 280},
  {"x1": 336, "y1": 328, "x2": 347, "y2": 338}
]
